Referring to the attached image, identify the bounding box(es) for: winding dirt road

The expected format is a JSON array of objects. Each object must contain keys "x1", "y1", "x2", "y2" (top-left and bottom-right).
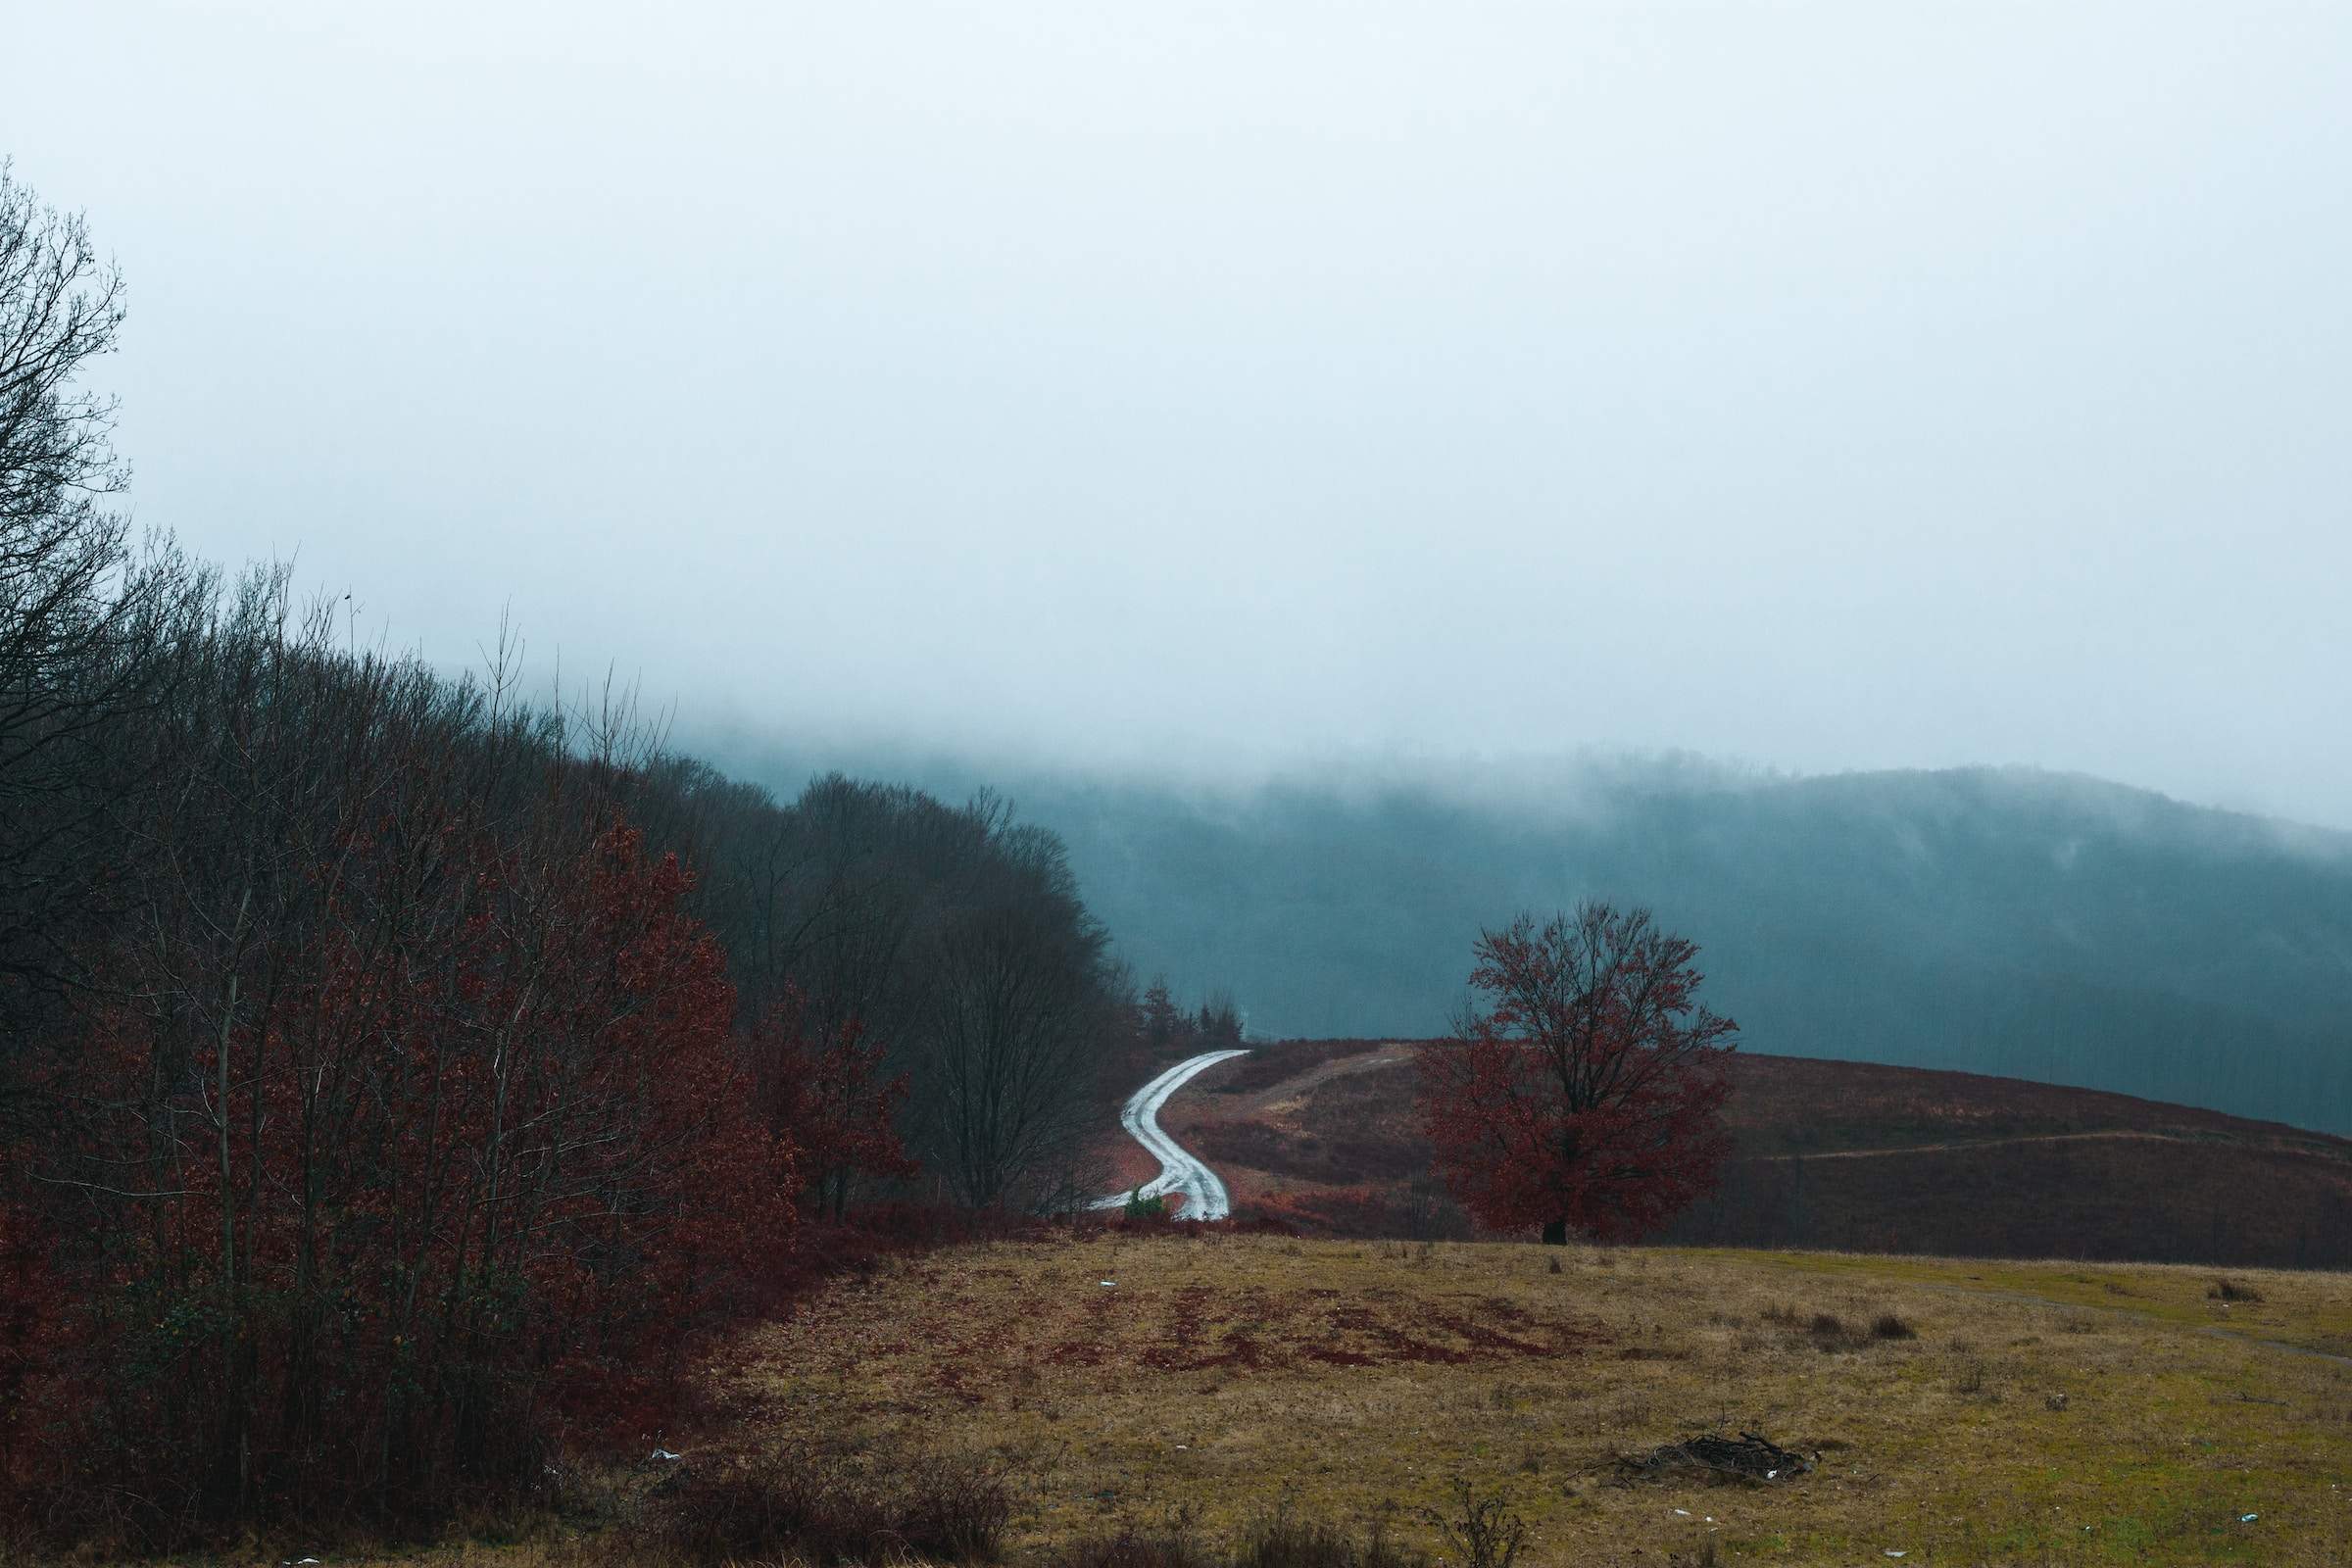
[{"x1": 1094, "y1": 1048, "x2": 1250, "y2": 1220}]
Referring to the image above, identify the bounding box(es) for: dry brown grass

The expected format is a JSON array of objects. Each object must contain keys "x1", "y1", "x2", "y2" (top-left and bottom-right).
[
  {"x1": 723, "y1": 1235, "x2": 2352, "y2": 1566},
  {"x1": 96, "y1": 1237, "x2": 2352, "y2": 1567}
]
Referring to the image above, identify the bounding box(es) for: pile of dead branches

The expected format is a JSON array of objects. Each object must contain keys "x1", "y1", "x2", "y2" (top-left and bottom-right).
[{"x1": 1614, "y1": 1432, "x2": 1815, "y2": 1485}]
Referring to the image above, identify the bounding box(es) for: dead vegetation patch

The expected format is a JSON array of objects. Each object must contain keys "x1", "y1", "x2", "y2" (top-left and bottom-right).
[
  {"x1": 1751, "y1": 1303, "x2": 1919, "y2": 1352},
  {"x1": 1615, "y1": 1432, "x2": 1817, "y2": 1486},
  {"x1": 614, "y1": 1443, "x2": 1012, "y2": 1565}
]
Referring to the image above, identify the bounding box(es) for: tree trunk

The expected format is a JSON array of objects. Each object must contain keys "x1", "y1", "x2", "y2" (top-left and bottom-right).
[{"x1": 1542, "y1": 1218, "x2": 1568, "y2": 1247}]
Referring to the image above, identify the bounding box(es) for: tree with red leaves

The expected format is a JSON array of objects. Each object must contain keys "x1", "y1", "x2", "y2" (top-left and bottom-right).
[
  {"x1": 1417, "y1": 903, "x2": 1737, "y2": 1245},
  {"x1": 8, "y1": 716, "x2": 797, "y2": 1540},
  {"x1": 748, "y1": 990, "x2": 916, "y2": 1224}
]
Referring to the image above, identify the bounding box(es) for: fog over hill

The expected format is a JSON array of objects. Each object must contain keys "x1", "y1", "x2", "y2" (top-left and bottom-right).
[{"x1": 701, "y1": 738, "x2": 2352, "y2": 1136}]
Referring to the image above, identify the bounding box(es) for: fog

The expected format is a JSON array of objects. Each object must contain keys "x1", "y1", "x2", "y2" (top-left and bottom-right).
[{"x1": 11, "y1": 3, "x2": 2350, "y2": 825}]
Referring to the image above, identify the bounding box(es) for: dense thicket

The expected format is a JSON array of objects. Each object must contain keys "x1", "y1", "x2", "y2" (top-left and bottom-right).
[
  {"x1": 0, "y1": 166, "x2": 1131, "y2": 1547},
  {"x1": 618, "y1": 763, "x2": 1129, "y2": 1208}
]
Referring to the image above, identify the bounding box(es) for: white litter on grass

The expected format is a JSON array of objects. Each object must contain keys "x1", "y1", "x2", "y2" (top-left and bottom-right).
[
  {"x1": 1885, "y1": 1553, "x2": 1907, "y2": 1560},
  {"x1": 2241, "y1": 1513, "x2": 2259, "y2": 1523},
  {"x1": 651, "y1": 1447, "x2": 683, "y2": 1461},
  {"x1": 1673, "y1": 1508, "x2": 1691, "y2": 1517},
  {"x1": 1100, "y1": 1280, "x2": 1116, "y2": 1288}
]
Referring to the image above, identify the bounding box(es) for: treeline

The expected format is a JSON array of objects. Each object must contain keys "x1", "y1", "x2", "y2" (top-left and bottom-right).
[
  {"x1": 619, "y1": 760, "x2": 1132, "y2": 1212},
  {"x1": 1137, "y1": 977, "x2": 1244, "y2": 1051},
  {"x1": 0, "y1": 165, "x2": 1141, "y2": 1547}
]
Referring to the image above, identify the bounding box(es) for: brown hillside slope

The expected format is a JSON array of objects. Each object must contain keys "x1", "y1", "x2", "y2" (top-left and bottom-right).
[{"x1": 1161, "y1": 1044, "x2": 2352, "y2": 1267}]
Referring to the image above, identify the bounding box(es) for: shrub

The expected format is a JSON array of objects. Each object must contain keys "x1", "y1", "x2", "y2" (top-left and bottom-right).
[
  {"x1": 1237, "y1": 1506, "x2": 1426, "y2": 1568},
  {"x1": 2209, "y1": 1278, "x2": 2264, "y2": 1303},
  {"x1": 1870, "y1": 1312, "x2": 1918, "y2": 1341},
  {"x1": 633, "y1": 1446, "x2": 1010, "y2": 1566},
  {"x1": 1421, "y1": 1479, "x2": 1525, "y2": 1568},
  {"x1": 1056, "y1": 1526, "x2": 1220, "y2": 1568}
]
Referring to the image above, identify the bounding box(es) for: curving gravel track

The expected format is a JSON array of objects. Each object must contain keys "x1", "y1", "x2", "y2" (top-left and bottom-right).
[{"x1": 1094, "y1": 1048, "x2": 1250, "y2": 1220}]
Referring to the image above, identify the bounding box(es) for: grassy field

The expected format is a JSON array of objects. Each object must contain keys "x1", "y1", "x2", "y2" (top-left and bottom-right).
[
  {"x1": 124, "y1": 1235, "x2": 2352, "y2": 1567},
  {"x1": 721, "y1": 1233, "x2": 2352, "y2": 1567}
]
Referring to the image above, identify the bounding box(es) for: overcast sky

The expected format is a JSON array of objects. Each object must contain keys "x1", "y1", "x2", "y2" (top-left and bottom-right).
[{"x1": 12, "y1": 3, "x2": 2351, "y2": 824}]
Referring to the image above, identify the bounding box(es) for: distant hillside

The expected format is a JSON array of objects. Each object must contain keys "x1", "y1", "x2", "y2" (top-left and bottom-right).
[
  {"x1": 705, "y1": 747, "x2": 2352, "y2": 1134},
  {"x1": 1018, "y1": 764, "x2": 2352, "y2": 1135},
  {"x1": 1162, "y1": 1043, "x2": 2352, "y2": 1268}
]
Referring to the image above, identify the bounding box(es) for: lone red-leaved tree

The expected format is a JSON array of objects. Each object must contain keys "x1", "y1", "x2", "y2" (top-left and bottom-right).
[{"x1": 1417, "y1": 903, "x2": 1737, "y2": 1245}]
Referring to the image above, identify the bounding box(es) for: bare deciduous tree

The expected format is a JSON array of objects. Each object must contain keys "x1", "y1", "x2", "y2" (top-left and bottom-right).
[
  {"x1": 0, "y1": 163, "x2": 200, "y2": 1048},
  {"x1": 921, "y1": 824, "x2": 1114, "y2": 1208}
]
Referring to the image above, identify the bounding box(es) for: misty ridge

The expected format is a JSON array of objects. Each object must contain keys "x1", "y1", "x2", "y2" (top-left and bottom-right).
[{"x1": 703, "y1": 734, "x2": 2352, "y2": 1136}]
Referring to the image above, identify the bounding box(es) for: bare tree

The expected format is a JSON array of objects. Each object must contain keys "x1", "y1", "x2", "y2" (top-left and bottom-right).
[
  {"x1": 0, "y1": 163, "x2": 199, "y2": 1047},
  {"x1": 0, "y1": 160, "x2": 124, "y2": 531},
  {"x1": 920, "y1": 824, "x2": 1114, "y2": 1208}
]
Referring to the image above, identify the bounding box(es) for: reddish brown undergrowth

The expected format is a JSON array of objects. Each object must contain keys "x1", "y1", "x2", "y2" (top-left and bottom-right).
[
  {"x1": 1236, "y1": 1186, "x2": 1471, "y2": 1242},
  {"x1": 1196, "y1": 1040, "x2": 1387, "y2": 1099},
  {"x1": 614, "y1": 1442, "x2": 1013, "y2": 1566},
  {"x1": 1190, "y1": 1046, "x2": 2352, "y2": 1265}
]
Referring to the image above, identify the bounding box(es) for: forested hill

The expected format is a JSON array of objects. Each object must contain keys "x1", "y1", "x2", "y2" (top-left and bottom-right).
[{"x1": 710, "y1": 747, "x2": 2352, "y2": 1136}]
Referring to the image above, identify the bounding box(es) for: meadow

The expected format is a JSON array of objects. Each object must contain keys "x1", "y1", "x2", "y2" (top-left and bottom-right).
[
  {"x1": 715, "y1": 1233, "x2": 2352, "y2": 1566},
  {"x1": 270, "y1": 1232, "x2": 2352, "y2": 1568}
]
